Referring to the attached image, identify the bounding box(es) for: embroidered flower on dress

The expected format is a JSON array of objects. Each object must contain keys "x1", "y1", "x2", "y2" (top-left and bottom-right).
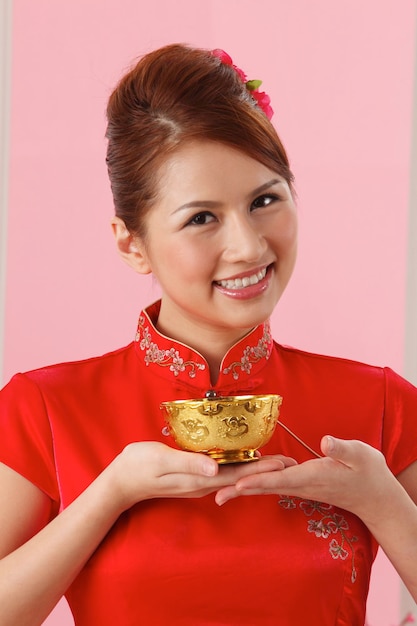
[
  {"x1": 329, "y1": 539, "x2": 349, "y2": 561},
  {"x1": 300, "y1": 500, "x2": 333, "y2": 516},
  {"x1": 307, "y1": 519, "x2": 334, "y2": 539},
  {"x1": 135, "y1": 316, "x2": 206, "y2": 379},
  {"x1": 278, "y1": 496, "x2": 297, "y2": 510},
  {"x1": 222, "y1": 322, "x2": 272, "y2": 380},
  {"x1": 278, "y1": 497, "x2": 358, "y2": 583},
  {"x1": 135, "y1": 311, "x2": 271, "y2": 381},
  {"x1": 138, "y1": 325, "x2": 152, "y2": 350}
]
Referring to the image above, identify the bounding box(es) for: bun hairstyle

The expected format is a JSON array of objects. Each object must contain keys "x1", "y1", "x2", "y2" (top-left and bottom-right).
[{"x1": 106, "y1": 43, "x2": 294, "y2": 238}]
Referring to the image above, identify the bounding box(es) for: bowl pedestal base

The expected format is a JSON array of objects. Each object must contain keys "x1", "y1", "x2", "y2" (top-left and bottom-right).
[{"x1": 205, "y1": 449, "x2": 258, "y2": 464}]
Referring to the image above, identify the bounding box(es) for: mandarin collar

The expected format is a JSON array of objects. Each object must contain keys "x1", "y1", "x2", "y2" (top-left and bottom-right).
[{"x1": 134, "y1": 300, "x2": 273, "y2": 392}]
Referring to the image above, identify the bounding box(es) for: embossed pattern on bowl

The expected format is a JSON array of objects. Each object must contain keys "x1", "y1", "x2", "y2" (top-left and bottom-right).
[{"x1": 160, "y1": 394, "x2": 282, "y2": 463}]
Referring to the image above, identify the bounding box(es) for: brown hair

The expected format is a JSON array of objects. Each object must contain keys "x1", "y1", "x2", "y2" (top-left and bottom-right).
[{"x1": 106, "y1": 43, "x2": 294, "y2": 238}]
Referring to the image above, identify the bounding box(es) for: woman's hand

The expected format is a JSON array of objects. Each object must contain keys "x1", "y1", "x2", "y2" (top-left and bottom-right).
[
  {"x1": 215, "y1": 436, "x2": 397, "y2": 522},
  {"x1": 215, "y1": 437, "x2": 417, "y2": 602},
  {"x1": 108, "y1": 441, "x2": 296, "y2": 513}
]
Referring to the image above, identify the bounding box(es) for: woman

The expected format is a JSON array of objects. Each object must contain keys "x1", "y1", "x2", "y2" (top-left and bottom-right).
[{"x1": 0, "y1": 43, "x2": 416, "y2": 626}]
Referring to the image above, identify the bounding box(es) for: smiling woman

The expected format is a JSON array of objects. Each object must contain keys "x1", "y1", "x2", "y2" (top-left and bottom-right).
[
  {"x1": 112, "y1": 141, "x2": 297, "y2": 378},
  {"x1": 0, "y1": 42, "x2": 417, "y2": 626}
]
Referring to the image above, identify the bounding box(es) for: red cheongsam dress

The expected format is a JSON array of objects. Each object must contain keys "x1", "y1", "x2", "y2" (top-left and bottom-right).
[{"x1": 1, "y1": 300, "x2": 417, "y2": 625}]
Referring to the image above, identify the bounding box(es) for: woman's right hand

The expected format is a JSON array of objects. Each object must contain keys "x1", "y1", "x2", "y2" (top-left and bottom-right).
[{"x1": 109, "y1": 441, "x2": 292, "y2": 512}]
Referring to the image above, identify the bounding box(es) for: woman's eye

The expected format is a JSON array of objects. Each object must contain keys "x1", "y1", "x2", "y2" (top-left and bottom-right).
[
  {"x1": 188, "y1": 212, "x2": 216, "y2": 226},
  {"x1": 251, "y1": 194, "x2": 278, "y2": 210}
]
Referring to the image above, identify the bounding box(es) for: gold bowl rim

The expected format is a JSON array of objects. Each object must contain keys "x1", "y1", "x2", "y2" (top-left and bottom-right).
[{"x1": 160, "y1": 394, "x2": 282, "y2": 407}]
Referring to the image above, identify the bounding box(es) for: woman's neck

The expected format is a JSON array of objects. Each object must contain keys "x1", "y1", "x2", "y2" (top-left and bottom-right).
[{"x1": 155, "y1": 308, "x2": 254, "y2": 386}]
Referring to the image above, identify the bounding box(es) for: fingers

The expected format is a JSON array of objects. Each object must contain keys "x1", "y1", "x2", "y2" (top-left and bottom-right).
[
  {"x1": 214, "y1": 439, "x2": 391, "y2": 515},
  {"x1": 158, "y1": 446, "x2": 219, "y2": 478},
  {"x1": 215, "y1": 472, "x2": 282, "y2": 506},
  {"x1": 142, "y1": 444, "x2": 303, "y2": 502},
  {"x1": 259, "y1": 454, "x2": 298, "y2": 468},
  {"x1": 159, "y1": 447, "x2": 294, "y2": 480},
  {"x1": 236, "y1": 463, "x2": 305, "y2": 494},
  {"x1": 220, "y1": 456, "x2": 337, "y2": 504},
  {"x1": 320, "y1": 436, "x2": 355, "y2": 466},
  {"x1": 232, "y1": 457, "x2": 287, "y2": 475},
  {"x1": 320, "y1": 436, "x2": 382, "y2": 470},
  {"x1": 215, "y1": 485, "x2": 239, "y2": 506},
  {"x1": 215, "y1": 456, "x2": 296, "y2": 505}
]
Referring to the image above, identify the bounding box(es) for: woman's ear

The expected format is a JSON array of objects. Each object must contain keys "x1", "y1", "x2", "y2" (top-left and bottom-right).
[{"x1": 111, "y1": 217, "x2": 152, "y2": 274}]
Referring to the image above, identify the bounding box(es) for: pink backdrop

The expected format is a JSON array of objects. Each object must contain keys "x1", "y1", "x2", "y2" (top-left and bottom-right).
[{"x1": 4, "y1": 1, "x2": 416, "y2": 624}]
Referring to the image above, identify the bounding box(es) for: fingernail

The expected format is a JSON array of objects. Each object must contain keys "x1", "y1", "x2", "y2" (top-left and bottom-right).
[
  {"x1": 326, "y1": 436, "x2": 335, "y2": 452},
  {"x1": 203, "y1": 461, "x2": 217, "y2": 476}
]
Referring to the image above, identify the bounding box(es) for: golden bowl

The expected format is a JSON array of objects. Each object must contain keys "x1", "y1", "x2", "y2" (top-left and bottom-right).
[{"x1": 160, "y1": 394, "x2": 282, "y2": 464}]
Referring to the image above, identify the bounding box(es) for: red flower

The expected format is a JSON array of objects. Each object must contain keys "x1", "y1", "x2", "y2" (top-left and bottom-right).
[
  {"x1": 211, "y1": 48, "x2": 247, "y2": 81},
  {"x1": 211, "y1": 48, "x2": 232, "y2": 65},
  {"x1": 211, "y1": 48, "x2": 273, "y2": 119},
  {"x1": 251, "y1": 89, "x2": 274, "y2": 120}
]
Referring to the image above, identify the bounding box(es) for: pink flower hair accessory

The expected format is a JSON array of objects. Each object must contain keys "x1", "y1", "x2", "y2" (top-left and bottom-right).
[{"x1": 211, "y1": 48, "x2": 274, "y2": 120}]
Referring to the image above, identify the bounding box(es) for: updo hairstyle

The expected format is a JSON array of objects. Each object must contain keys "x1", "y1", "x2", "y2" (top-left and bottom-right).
[{"x1": 106, "y1": 43, "x2": 294, "y2": 238}]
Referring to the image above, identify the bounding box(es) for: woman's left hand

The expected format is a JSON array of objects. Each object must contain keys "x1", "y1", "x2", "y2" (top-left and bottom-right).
[{"x1": 215, "y1": 436, "x2": 395, "y2": 523}]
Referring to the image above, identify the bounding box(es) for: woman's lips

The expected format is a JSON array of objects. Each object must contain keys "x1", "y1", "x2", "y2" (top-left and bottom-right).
[{"x1": 214, "y1": 265, "x2": 272, "y2": 299}]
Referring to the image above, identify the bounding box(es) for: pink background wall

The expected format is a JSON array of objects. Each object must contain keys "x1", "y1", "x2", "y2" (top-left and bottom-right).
[{"x1": 3, "y1": 1, "x2": 416, "y2": 624}]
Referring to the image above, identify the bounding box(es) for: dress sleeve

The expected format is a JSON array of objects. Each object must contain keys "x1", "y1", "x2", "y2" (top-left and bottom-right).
[
  {"x1": 0, "y1": 373, "x2": 59, "y2": 502},
  {"x1": 382, "y1": 367, "x2": 417, "y2": 476}
]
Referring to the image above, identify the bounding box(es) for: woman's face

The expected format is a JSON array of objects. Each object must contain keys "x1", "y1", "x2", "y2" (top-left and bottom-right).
[{"x1": 133, "y1": 141, "x2": 298, "y2": 343}]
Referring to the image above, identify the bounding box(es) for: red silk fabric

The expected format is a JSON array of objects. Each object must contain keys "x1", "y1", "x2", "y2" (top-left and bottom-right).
[{"x1": 1, "y1": 301, "x2": 417, "y2": 625}]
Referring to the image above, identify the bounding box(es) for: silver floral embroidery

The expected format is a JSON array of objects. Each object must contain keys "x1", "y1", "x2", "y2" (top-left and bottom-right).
[
  {"x1": 135, "y1": 316, "x2": 206, "y2": 379},
  {"x1": 278, "y1": 497, "x2": 358, "y2": 583},
  {"x1": 136, "y1": 314, "x2": 272, "y2": 381},
  {"x1": 222, "y1": 322, "x2": 272, "y2": 380}
]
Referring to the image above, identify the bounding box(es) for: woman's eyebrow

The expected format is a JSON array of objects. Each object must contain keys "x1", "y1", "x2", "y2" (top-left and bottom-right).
[
  {"x1": 174, "y1": 199, "x2": 221, "y2": 213},
  {"x1": 251, "y1": 178, "x2": 283, "y2": 196},
  {"x1": 174, "y1": 178, "x2": 284, "y2": 214}
]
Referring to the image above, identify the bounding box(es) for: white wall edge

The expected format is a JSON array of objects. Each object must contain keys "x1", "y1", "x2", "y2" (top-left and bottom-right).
[
  {"x1": 0, "y1": 0, "x2": 12, "y2": 385},
  {"x1": 401, "y1": 4, "x2": 417, "y2": 620},
  {"x1": 405, "y1": 7, "x2": 417, "y2": 389}
]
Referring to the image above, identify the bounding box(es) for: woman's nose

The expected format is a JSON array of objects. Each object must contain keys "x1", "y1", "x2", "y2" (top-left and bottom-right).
[{"x1": 222, "y1": 216, "x2": 267, "y2": 263}]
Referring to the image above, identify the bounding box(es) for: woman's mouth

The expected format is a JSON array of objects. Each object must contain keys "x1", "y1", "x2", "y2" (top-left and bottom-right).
[
  {"x1": 214, "y1": 265, "x2": 272, "y2": 299},
  {"x1": 216, "y1": 267, "x2": 267, "y2": 290}
]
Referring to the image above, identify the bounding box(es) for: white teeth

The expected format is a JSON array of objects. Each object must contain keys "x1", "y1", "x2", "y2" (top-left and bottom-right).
[{"x1": 218, "y1": 267, "x2": 267, "y2": 290}]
